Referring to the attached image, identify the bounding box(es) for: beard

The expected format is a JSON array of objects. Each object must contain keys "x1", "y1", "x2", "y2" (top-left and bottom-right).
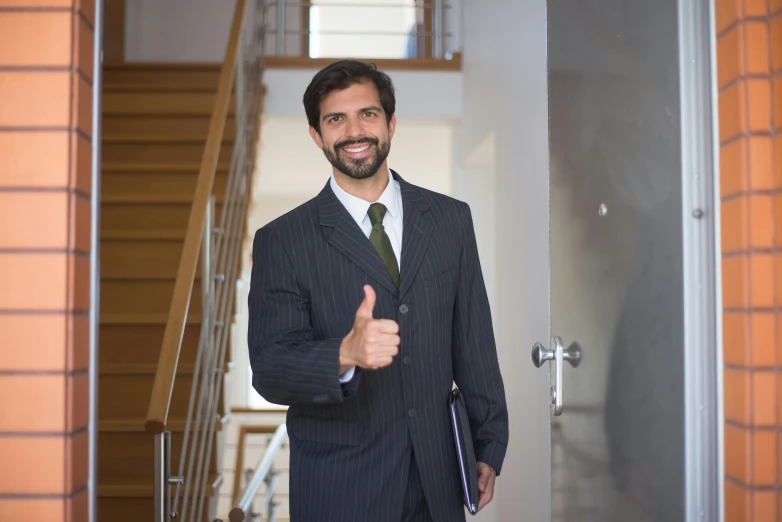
[{"x1": 322, "y1": 136, "x2": 391, "y2": 180}]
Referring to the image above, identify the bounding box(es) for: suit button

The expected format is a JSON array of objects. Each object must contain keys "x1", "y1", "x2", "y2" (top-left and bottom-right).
[
  {"x1": 399, "y1": 304, "x2": 409, "y2": 314},
  {"x1": 408, "y1": 408, "x2": 417, "y2": 418},
  {"x1": 403, "y1": 355, "x2": 412, "y2": 365}
]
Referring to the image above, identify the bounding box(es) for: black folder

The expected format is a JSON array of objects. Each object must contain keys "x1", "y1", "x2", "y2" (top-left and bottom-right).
[{"x1": 448, "y1": 388, "x2": 479, "y2": 515}]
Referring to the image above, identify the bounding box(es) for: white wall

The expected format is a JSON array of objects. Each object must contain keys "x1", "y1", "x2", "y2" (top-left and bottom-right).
[
  {"x1": 454, "y1": 1, "x2": 550, "y2": 521},
  {"x1": 264, "y1": 69, "x2": 463, "y2": 120},
  {"x1": 125, "y1": 0, "x2": 237, "y2": 62}
]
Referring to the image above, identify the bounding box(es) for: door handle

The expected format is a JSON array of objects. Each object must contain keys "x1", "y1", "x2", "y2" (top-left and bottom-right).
[{"x1": 530, "y1": 337, "x2": 582, "y2": 415}]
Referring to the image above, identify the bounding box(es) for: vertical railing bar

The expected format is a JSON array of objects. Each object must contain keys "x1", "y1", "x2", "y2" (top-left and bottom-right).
[
  {"x1": 276, "y1": 0, "x2": 286, "y2": 55},
  {"x1": 195, "y1": 117, "x2": 256, "y2": 522},
  {"x1": 195, "y1": 191, "x2": 252, "y2": 522},
  {"x1": 154, "y1": 432, "x2": 169, "y2": 522},
  {"x1": 212, "y1": 90, "x2": 252, "y2": 262},
  {"x1": 433, "y1": 0, "x2": 443, "y2": 58},
  {"x1": 171, "y1": 195, "x2": 215, "y2": 517},
  {"x1": 180, "y1": 196, "x2": 217, "y2": 522},
  {"x1": 191, "y1": 195, "x2": 236, "y2": 521}
]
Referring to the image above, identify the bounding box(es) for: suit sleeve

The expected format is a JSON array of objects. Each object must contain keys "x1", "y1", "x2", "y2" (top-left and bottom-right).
[
  {"x1": 247, "y1": 225, "x2": 361, "y2": 406},
  {"x1": 452, "y1": 204, "x2": 509, "y2": 475}
]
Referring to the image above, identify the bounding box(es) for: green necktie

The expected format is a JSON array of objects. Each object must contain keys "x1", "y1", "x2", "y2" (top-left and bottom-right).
[{"x1": 367, "y1": 203, "x2": 400, "y2": 288}]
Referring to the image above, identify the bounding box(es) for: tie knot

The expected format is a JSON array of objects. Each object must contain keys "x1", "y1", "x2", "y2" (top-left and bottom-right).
[{"x1": 367, "y1": 203, "x2": 387, "y2": 226}]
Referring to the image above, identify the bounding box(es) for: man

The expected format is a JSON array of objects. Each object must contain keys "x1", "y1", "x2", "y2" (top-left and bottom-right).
[{"x1": 248, "y1": 60, "x2": 508, "y2": 522}]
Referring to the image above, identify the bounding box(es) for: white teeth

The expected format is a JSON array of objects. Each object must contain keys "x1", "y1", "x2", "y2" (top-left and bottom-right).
[{"x1": 344, "y1": 144, "x2": 370, "y2": 153}]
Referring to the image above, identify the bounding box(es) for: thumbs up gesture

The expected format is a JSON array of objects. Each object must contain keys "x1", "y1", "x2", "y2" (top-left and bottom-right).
[{"x1": 339, "y1": 285, "x2": 400, "y2": 371}]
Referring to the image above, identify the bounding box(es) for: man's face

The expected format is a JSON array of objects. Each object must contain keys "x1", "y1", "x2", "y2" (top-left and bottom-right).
[{"x1": 310, "y1": 81, "x2": 396, "y2": 180}]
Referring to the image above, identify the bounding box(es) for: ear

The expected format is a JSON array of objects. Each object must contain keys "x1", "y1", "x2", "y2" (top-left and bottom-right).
[
  {"x1": 309, "y1": 126, "x2": 324, "y2": 148},
  {"x1": 387, "y1": 114, "x2": 397, "y2": 140}
]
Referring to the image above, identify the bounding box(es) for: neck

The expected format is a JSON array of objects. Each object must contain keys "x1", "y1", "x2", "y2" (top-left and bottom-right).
[{"x1": 333, "y1": 163, "x2": 390, "y2": 202}]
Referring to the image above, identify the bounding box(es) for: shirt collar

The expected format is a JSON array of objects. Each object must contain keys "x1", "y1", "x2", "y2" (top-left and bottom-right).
[{"x1": 330, "y1": 168, "x2": 400, "y2": 224}]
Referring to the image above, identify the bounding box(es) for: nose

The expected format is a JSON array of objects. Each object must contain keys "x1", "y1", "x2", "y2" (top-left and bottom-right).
[{"x1": 344, "y1": 115, "x2": 363, "y2": 139}]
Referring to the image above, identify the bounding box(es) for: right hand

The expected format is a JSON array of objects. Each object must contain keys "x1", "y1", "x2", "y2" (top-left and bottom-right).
[{"x1": 339, "y1": 285, "x2": 400, "y2": 371}]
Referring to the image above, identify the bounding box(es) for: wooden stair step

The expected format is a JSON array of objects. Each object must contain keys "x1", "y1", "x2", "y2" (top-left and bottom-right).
[
  {"x1": 99, "y1": 423, "x2": 222, "y2": 482},
  {"x1": 99, "y1": 324, "x2": 203, "y2": 366},
  {"x1": 98, "y1": 473, "x2": 222, "y2": 497},
  {"x1": 101, "y1": 201, "x2": 224, "y2": 235},
  {"x1": 102, "y1": 141, "x2": 234, "y2": 164},
  {"x1": 99, "y1": 413, "x2": 230, "y2": 433},
  {"x1": 103, "y1": 64, "x2": 221, "y2": 92},
  {"x1": 103, "y1": 91, "x2": 235, "y2": 117},
  {"x1": 101, "y1": 193, "x2": 225, "y2": 204},
  {"x1": 100, "y1": 279, "x2": 203, "y2": 317},
  {"x1": 102, "y1": 161, "x2": 231, "y2": 173},
  {"x1": 101, "y1": 238, "x2": 197, "y2": 279},
  {"x1": 102, "y1": 172, "x2": 229, "y2": 198},
  {"x1": 102, "y1": 115, "x2": 236, "y2": 141},
  {"x1": 100, "y1": 313, "x2": 202, "y2": 325},
  {"x1": 99, "y1": 370, "x2": 197, "y2": 421},
  {"x1": 102, "y1": 83, "x2": 225, "y2": 93},
  {"x1": 101, "y1": 230, "x2": 188, "y2": 241}
]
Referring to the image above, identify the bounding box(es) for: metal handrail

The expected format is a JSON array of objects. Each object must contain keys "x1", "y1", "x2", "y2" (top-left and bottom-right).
[
  {"x1": 229, "y1": 424, "x2": 288, "y2": 522},
  {"x1": 151, "y1": 0, "x2": 268, "y2": 520}
]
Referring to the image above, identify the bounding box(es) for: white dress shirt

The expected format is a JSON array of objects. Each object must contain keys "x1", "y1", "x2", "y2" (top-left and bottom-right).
[{"x1": 330, "y1": 168, "x2": 404, "y2": 383}]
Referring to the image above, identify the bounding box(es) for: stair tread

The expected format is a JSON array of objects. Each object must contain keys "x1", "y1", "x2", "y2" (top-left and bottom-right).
[
  {"x1": 99, "y1": 473, "x2": 222, "y2": 497},
  {"x1": 101, "y1": 362, "x2": 198, "y2": 375},
  {"x1": 102, "y1": 84, "x2": 222, "y2": 93},
  {"x1": 104, "y1": 63, "x2": 222, "y2": 71},
  {"x1": 100, "y1": 313, "x2": 202, "y2": 325},
  {"x1": 102, "y1": 135, "x2": 234, "y2": 144},
  {"x1": 102, "y1": 161, "x2": 230, "y2": 173},
  {"x1": 101, "y1": 230, "x2": 186, "y2": 241},
  {"x1": 102, "y1": 193, "x2": 225, "y2": 204},
  {"x1": 100, "y1": 414, "x2": 230, "y2": 432}
]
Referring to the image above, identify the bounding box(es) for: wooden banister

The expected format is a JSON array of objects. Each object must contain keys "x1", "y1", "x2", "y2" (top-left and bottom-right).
[{"x1": 145, "y1": 0, "x2": 248, "y2": 435}]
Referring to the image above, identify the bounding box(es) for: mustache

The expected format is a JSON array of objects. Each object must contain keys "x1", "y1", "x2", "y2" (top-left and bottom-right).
[{"x1": 335, "y1": 136, "x2": 379, "y2": 150}]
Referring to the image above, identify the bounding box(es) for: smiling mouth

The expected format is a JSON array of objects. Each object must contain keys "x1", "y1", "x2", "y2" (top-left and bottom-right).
[
  {"x1": 340, "y1": 142, "x2": 374, "y2": 159},
  {"x1": 343, "y1": 144, "x2": 371, "y2": 153}
]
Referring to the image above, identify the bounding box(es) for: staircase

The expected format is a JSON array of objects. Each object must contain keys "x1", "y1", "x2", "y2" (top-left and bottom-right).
[{"x1": 98, "y1": 64, "x2": 235, "y2": 521}]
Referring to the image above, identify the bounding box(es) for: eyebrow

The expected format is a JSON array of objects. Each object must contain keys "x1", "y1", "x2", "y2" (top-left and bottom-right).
[{"x1": 322, "y1": 106, "x2": 383, "y2": 121}]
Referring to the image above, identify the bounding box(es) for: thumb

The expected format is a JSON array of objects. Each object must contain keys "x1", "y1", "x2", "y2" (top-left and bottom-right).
[{"x1": 356, "y1": 285, "x2": 376, "y2": 319}]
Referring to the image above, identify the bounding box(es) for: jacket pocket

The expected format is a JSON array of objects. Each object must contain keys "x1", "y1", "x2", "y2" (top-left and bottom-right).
[
  {"x1": 286, "y1": 415, "x2": 363, "y2": 447},
  {"x1": 423, "y1": 263, "x2": 456, "y2": 292}
]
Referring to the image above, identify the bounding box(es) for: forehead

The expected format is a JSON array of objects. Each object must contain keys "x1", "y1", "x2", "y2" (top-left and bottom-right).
[{"x1": 320, "y1": 81, "x2": 382, "y2": 113}]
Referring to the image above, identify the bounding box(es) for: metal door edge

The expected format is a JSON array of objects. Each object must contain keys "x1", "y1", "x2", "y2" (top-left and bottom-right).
[{"x1": 677, "y1": 0, "x2": 723, "y2": 520}]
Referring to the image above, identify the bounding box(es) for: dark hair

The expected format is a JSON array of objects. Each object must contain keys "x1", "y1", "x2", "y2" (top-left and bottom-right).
[{"x1": 303, "y1": 60, "x2": 396, "y2": 134}]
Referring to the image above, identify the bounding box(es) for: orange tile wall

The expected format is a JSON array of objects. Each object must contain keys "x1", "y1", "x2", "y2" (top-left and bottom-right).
[
  {"x1": 717, "y1": 0, "x2": 782, "y2": 519},
  {"x1": 0, "y1": 1, "x2": 95, "y2": 520}
]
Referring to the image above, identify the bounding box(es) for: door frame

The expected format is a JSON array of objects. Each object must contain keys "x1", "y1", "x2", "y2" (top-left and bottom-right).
[{"x1": 678, "y1": 0, "x2": 723, "y2": 520}]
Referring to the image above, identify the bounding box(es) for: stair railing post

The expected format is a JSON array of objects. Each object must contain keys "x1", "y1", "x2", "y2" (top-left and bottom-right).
[
  {"x1": 154, "y1": 431, "x2": 172, "y2": 522},
  {"x1": 433, "y1": 0, "x2": 445, "y2": 58},
  {"x1": 276, "y1": 0, "x2": 285, "y2": 55}
]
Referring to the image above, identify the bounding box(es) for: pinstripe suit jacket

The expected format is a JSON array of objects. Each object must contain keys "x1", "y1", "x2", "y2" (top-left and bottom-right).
[{"x1": 248, "y1": 171, "x2": 508, "y2": 522}]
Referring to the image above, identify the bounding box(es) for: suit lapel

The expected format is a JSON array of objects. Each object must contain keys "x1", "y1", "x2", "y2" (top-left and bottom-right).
[
  {"x1": 317, "y1": 181, "x2": 399, "y2": 296},
  {"x1": 396, "y1": 173, "x2": 433, "y2": 299}
]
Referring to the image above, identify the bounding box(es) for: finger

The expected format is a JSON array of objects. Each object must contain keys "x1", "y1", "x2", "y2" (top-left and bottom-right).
[
  {"x1": 356, "y1": 285, "x2": 376, "y2": 320},
  {"x1": 479, "y1": 486, "x2": 494, "y2": 510},
  {"x1": 368, "y1": 355, "x2": 394, "y2": 368},
  {"x1": 375, "y1": 333, "x2": 401, "y2": 347},
  {"x1": 369, "y1": 319, "x2": 399, "y2": 334}
]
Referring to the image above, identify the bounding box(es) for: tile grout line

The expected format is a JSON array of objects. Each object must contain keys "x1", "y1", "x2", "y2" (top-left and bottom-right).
[
  {"x1": 740, "y1": 0, "x2": 756, "y2": 510},
  {"x1": 65, "y1": 9, "x2": 76, "y2": 505},
  {"x1": 764, "y1": 0, "x2": 780, "y2": 502}
]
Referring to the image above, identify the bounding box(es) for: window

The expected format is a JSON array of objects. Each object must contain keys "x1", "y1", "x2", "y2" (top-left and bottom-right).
[{"x1": 308, "y1": 0, "x2": 419, "y2": 59}]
